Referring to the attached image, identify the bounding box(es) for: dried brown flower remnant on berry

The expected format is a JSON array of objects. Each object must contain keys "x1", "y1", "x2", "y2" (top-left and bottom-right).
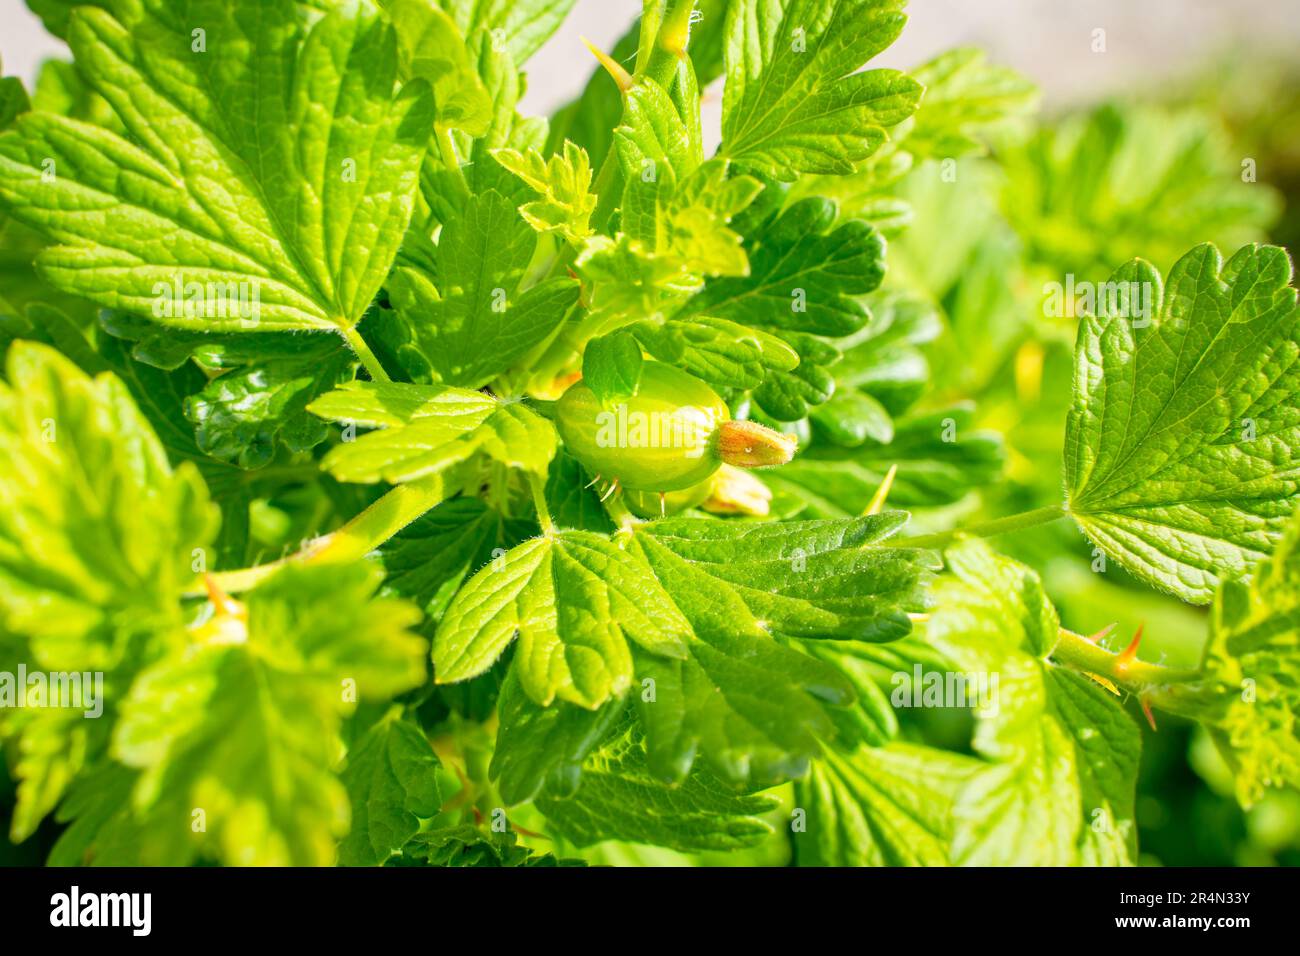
[{"x1": 716, "y1": 419, "x2": 797, "y2": 469}]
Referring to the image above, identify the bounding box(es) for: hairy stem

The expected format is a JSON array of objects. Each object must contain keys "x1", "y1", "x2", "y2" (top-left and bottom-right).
[
  {"x1": 342, "y1": 325, "x2": 390, "y2": 383},
  {"x1": 1051, "y1": 627, "x2": 1203, "y2": 690},
  {"x1": 193, "y1": 473, "x2": 449, "y2": 595},
  {"x1": 602, "y1": 491, "x2": 638, "y2": 532},
  {"x1": 529, "y1": 471, "x2": 555, "y2": 534},
  {"x1": 892, "y1": 504, "x2": 1067, "y2": 550}
]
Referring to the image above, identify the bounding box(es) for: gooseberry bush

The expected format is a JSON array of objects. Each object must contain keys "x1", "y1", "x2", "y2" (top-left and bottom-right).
[{"x1": 0, "y1": 0, "x2": 1297, "y2": 867}]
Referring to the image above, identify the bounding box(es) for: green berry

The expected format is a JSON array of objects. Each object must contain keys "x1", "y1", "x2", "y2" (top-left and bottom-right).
[
  {"x1": 556, "y1": 362, "x2": 728, "y2": 491},
  {"x1": 556, "y1": 361, "x2": 798, "y2": 493}
]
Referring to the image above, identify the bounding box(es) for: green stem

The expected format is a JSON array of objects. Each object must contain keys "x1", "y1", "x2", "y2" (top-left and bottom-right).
[
  {"x1": 529, "y1": 472, "x2": 554, "y2": 534},
  {"x1": 590, "y1": 146, "x2": 623, "y2": 234},
  {"x1": 342, "y1": 325, "x2": 390, "y2": 383},
  {"x1": 436, "y1": 125, "x2": 466, "y2": 181},
  {"x1": 489, "y1": 460, "x2": 510, "y2": 513},
  {"x1": 1051, "y1": 628, "x2": 1203, "y2": 690},
  {"x1": 892, "y1": 504, "x2": 1067, "y2": 550},
  {"x1": 591, "y1": 0, "x2": 694, "y2": 231},
  {"x1": 602, "y1": 491, "x2": 638, "y2": 532},
  {"x1": 193, "y1": 473, "x2": 449, "y2": 595}
]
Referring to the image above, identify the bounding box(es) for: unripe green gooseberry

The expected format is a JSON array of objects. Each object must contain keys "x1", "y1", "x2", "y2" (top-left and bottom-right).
[{"x1": 555, "y1": 361, "x2": 797, "y2": 493}]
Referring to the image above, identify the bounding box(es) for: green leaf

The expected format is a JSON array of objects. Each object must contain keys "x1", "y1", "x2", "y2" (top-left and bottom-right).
[
  {"x1": 0, "y1": 75, "x2": 28, "y2": 132},
  {"x1": 389, "y1": 191, "x2": 581, "y2": 388},
  {"x1": 1000, "y1": 103, "x2": 1280, "y2": 282},
  {"x1": 668, "y1": 195, "x2": 887, "y2": 416},
  {"x1": 630, "y1": 516, "x2": 929, "y2": 787},
  {"x1": 379, "y1": 498, "x2": 535, "y2": 620},
  {"x1": 752, "y1": 330, "x2": 839, "y2": 420},
  {"x1": 183, "y1": 342, "x2": 354, "y2": 470},
  {"x1": 811, "y1": 388, "x2": 893, "y2": 446},
  {"x1": 434, "y1": 532, "x2": 693, "y2": 708},
  {"x1": 1155, "y1": 509, "x2": 1300, "y2": 806},
  {"x1": 631, "y1": 630, "x2": 848, "y2": 788},
  {"x1": 1065, "y1": 244, "x2": 1300, "y2": 605},
  {"x1": 535, "y1": 713, "x2": 778, "y2": 852},
  {"x1": 795, "y1": 743, "x2": 979, "y2": 866},
  {"x1": 903, "y1": 48, "x2": 1038, "y2": 159},
  {"x1": 338, "y1": 712, "x2": 442, "y2": 867},
  {"x1": 629, "y1": 314, "x2": 799, "y2": 392},
  {"x1": 581, "y1": 329, "x2": 643, "y2": 404},
  {"x1": 460, "y1": 30, "x2": 548, "y2": 201},
  {"x1": 493, "y1": 140, "x2": 597, "y2": 244},
  {"x1": 0, "y1": 341, "x2": 215, "y2": 674},
  {"x1": 0, "y1": 2, "x2": 434, "y2": 332},
  {"x1": 26, "y1": 0, "x2": 102, "y2": 39},
  {"x1": 610, "y1": 77, "x2": 759, "y2": 282},
  {"x1": 383, "y1": 0, "x2": 492, "y2": 135},
  {"x1": 113, "y1": 561, "x2": 427, "y2": 866},
  {"x1": 680, "y1": 198, "x2": 885, "y2": 336},
  {"x1": 770, "y1": 404, "x2": 1005, "y2": 511},
  {"x1": 490, "y1": 668, "x2": 625, "y2": 804},
  {"x1": 29, "y1": 58, "x2": 118, "y2": 130},
  {"x1": 574, "y1": 233, "x2": 699, "y2": 320},
  {"x1": 435, "y1": 0, "x2": 577, "y2": 66},
  {"x1": 720, "y1": 0, "x2": 922, "y2": 180},
  {"x1": 834, "y1": 289, "x2": 942, "y2": 414},
  {"x1": 638, "y1": 513, "x2": 933, "y2": 643},
  {"x1": 443, "y1": 514, "x2": 932, "y2": 789},
  {"x1": 925, "y1": 541, "x2": 1141, "y2": 866},
  {"x1": 46, "y1": 762, "x2": 147, "y2": 866},
  {"x1": 545, "y1": 0, "x2": 732, "y2": 168},
  {"x1": 616, "y1": 80, "x2": 700, "y2": 199},
  {"x1": 1, "y1": 703, "x2": 105, "y2": 845},
  {"x1": 396, "y1": 823, "x2": 579, "y2": 867},
  {"x1": 544, "y1": 448, "x2": 616, "y2": 534},
  {"x1": 310, "y1": 380, "x2": 557, "y2": 484}
]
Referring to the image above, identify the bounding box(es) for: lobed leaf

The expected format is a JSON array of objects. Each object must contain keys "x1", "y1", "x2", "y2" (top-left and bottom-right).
[{"x1": 1065, "y1": 243, "x2": 1300, "y2": 604}]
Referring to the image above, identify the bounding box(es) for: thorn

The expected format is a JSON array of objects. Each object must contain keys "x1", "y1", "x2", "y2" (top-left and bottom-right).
[
  {"x1": 196, "y1": 574, "x2": 249, "y2": 645},
  {"x1": 439, "y1": 789, "x2": 471, "y2": 814},
  {"x1": 1087, "y1": 674, "x2": 1121, "y2": 696},
  {"x1": 599, "y1": 477, "x2": 620, "y2": 502},
  {"x1": 659, "y1": 491, "x2": 666, "y2": 517},
  {"x1": 1139, "y1": 694, "x2": 1158, "y2": 732},
  {"x1": 863, "y1": 464, "x2": 898, "y2": 516},
  {"x1": 1114, "y1": 623, "x2": 1144, "y2": 676},
  {"x1": 585, "y1": 473, "x2": 603, "y2": 489},
  {"x1": 1082, "y1": 622, "x2": 1117, "y2": 645},
  {"x1": 203, "y1": 574, "x2": 243, "y2": 618},
  {"x1": 510, "y1": 824, "x2": 551, "y2": 841},
  {"x1": 581, "y1": 36, "x2": 634, "y2": 93}
]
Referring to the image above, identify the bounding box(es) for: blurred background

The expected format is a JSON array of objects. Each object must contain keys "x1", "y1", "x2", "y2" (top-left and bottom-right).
[
  {"x1": 6, "y1": 0, "x2": 1300, "y2": 112},
  {"x1": 3, "y1": 0, "x2": 1299, "y2": 867}
]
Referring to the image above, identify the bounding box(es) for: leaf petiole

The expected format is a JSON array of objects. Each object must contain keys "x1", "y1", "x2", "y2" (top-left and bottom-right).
[
  {"x1": 529, "y1": 471, "x2": 555, "y2": 535},
  {"x1": 341, "y1": 325, "x2": 391, "y2": 383},
  {"x1": 190, "y1": 472, "x2": 449, "y2": 595},
  {"x1": 891, "y1": 504, "x2": 1067, "y2": 550}
]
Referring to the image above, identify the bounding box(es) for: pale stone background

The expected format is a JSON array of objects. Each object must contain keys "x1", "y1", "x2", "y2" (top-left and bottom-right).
[{"x1": 2, "y1": 0, "x2": 1297, "y2": 114}]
